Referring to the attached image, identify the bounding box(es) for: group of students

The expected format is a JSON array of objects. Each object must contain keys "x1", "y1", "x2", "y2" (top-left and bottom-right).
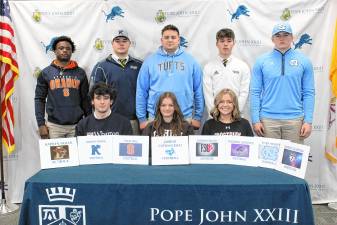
[{"x1": 34, "y1": 21, "x2": 315, "y2": 145}]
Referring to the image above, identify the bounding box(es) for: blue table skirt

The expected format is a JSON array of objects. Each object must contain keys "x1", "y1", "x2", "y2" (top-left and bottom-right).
[{"x1": 19, "y1": 164, "x2": 314, "y2": 225}]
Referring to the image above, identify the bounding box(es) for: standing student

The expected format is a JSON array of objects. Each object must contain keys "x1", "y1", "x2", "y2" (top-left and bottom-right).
[
  {"x1": 136, "y1": 24, "x2": 204, "y2": 130},
  {"x1": 35, "y1": 36, "x2": 90, "y2": 139},
  {"x1": 91, "y1": 30, "x2": 142, "y2": 134},
  {"x1": 250, "y1": 22, "x2": 315, "y2": 143},
  {"x1": 203, "y1": 28, "x2": 250, "y2": 116}
]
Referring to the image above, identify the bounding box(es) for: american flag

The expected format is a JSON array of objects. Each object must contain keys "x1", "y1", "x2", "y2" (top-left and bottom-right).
[{"x1": 1, "y1": 0, "x2": 19, "y2": 154}]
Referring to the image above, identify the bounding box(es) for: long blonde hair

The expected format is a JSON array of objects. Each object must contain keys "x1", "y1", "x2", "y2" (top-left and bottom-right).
[
  {"x1": 153, "y1": 92, "x2": 185, "y2": 136},
  {"x1": 210, "y1": 88, "x2": 241, "y2": 121}
]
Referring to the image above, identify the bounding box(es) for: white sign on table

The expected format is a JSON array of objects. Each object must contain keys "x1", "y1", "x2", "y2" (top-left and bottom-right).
[
  {"x1": 112, "y1": 135, "x2": 149, "y2": 165},
  {"x1": 151, "y1": 136, "x2": 189, "y2": 165},
  {"x1": 39, "y1": 137, "x2": 79, "y2": 169},
  {"x1": 189, "y1": 135, "x2": 225, "y2": 164},
  {"x1": 77, "y1": 135, "x2": 113, "y2": 165},
  {"x1": 276, "y1": 142, "x2": 310, "y2": 179},
  {"x1": 224, "y1": 135, "x2": 258, "y2": 167}
]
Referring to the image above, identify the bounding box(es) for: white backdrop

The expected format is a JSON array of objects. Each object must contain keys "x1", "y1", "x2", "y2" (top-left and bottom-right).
[{"x1": 3, "y1": 0, "x2": 337, "y2": 203}]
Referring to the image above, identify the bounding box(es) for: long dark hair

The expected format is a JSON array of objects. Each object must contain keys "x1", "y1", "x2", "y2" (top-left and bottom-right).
[{"x1": 153, "y1": 92, "x2": 185, "y2": 136}]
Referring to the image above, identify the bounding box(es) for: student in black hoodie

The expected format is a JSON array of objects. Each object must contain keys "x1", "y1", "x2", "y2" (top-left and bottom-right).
[
  {"x1": 202, "y1": 88, "x2": 253, "y2": 136},
  {"x1": 75, "y1": 82, "x2": 132, "y2": 136},
  {"x1": 142, "y1": 92, "x2": 194, "y2": 137},
  {"x1": 35, "y1": 36, "x2": 90, "y2": 139}
]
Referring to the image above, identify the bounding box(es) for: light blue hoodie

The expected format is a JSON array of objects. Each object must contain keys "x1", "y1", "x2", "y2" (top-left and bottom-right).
[
  {"x1": 136, "y1": 47, "x2": 204, "y2": 122},
  {"x1": 250, "y1": 48, "x2": 315, "y2": 124}
]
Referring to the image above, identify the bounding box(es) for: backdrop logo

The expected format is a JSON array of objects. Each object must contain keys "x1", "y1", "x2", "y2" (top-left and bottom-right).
[
  {"x1": 289, "y1": 7, "x2": 324, "y2": 15},
  {"x1": 280, "y1": 8, "x2": 291, "y2": 21},
  {"x1": 154, "y1": 9, "x2": 200, "y2": 22},
  {"x1": 41, "y1": 37, "x2": 58, "y2": 53},
  {"x1": 236, "y1": 39, "x2": 262, "y2": 47},
  {"x1": 93, "y1": 38, "x2": 104, "y2": 50},
  {"x1": 294, "y1": 33, "x2": 312, "y2": 49},
  {"x1": 39, "y1": 187, "x2": 86, "y2": 225},
  {"x1": 155, "y1": 9, "x2": 166, "y2": 23},
  {"x1": 227, "y1": 5, "x2": 250, "y2": 22},
  {"x1": 33, "y1": 67, "x2": 42, "y2": 78},
  {"x1": 180, "y1": 36, "x2": 188, "y2": 48},
  {"x1": 32, "y1": 9, "x2": 42, "y2": 22},
  {"x1": 102, "y1": 6, "x2": 124, "y2": 22},
  {"x1": 32, "y1": 9, "x2": 74, "y2": 17}
]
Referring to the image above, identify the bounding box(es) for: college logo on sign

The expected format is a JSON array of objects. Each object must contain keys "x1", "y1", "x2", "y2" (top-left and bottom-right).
[
  {"x1": 180, "y1": 36, "x2": 188, "y2": 48},
  {"x1": 119, "y1": 143, "x2": 142, "y2": 156},
  {"x1": 165, "y1": 147, "x2": 175, "y2": 156},
  {"x1": 294, "y1": 33, "x2": 313, "y2": 49},
  {"x1": 39, "y1": 187, "x2": 86, "y2": 225},
  {"x1": 259, "y1": 146, "x2": 279, "y2": 161},
  {"x1": 41, "y1": 37, "x2": 58, "y2": 54},
  {"x1": 227, "y1": 5, "x2": 250, "y2": 22},
  {"x1": 102, "y1": 6, "x2": 124, "y2": 22},
  {"x1": 196, "y1": 143, "x2": 218, "y2": 156},
  {"x1": 280, "y1": 8, "x2": 291, "y2": 21}
]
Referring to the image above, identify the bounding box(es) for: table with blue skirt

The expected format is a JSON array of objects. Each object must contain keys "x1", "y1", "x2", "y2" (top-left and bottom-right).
[{"x1": 18, "y1": 164, "x2": 314, "y2": 225}]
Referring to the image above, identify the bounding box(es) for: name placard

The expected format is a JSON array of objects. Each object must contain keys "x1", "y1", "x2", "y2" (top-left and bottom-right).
[
  {"x1": 77, "y1": 135, "x2": 113, "y2": 165},
  {"x1": 189, "y1": 135, "x2": 224, "y2": 164},
  {"x1": 224, "y1": 136, "x2": 258, "y2": 166},
  {"x1": 112, "y1": 135, "x2": 149, "y2": 165},
  {"x1": 151, "y1": 136, "x2": 189, "y2": 165},
  {"x1": 276, "y1": 142, "x2": 310, "y2": 179},
  {"x1": 39, "y1": 137, "x2": 79, "y2": 169}
]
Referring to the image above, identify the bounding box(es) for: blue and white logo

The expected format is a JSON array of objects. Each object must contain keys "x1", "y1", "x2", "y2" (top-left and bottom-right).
[
  {"x1": 294, "y1": 33, "x2": 313, "y2": 50},
  {"x1": 180, "y1": 36, "x2": 188, "y2": 48},
  {"x1": 227, "y1": 5, "x2": 250, "y2": 22},
  {"x1": 41, "y1": 37, "x2": 58, "y2": 54},
  {"x1": 165, "y1": 147, "x2": 175, "y2": 156},
  {"x1": 91, "y1": 145, "x2": 101, "y2": 155},
  {"x1": 102, "y1": 6, "x2": 124, "y2": 22}
]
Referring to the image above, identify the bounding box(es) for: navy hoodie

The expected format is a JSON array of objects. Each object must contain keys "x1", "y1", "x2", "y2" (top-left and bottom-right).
[{"x1": 35, "y1": 60, "x2": 90, "y2": 126}]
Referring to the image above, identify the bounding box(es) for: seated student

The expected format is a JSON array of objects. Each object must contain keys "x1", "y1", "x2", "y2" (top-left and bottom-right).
[
  {"x1": 142, "y1": 92, "x2": 194, "y2": 136},
  {"x1": 202, "y1": 88, "x2": 253, "y2": 136},
  {"x1": 75, "y1": 82, "x2": 132, "y2": 136}
]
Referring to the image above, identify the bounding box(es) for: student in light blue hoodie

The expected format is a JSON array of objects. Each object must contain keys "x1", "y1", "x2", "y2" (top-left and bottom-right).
[
  {"x1": 136, "y1": 24, "x2": 204, "y2": 130},
  {"x1": 250, "y1": 22, "x2": 315, "y2": 144}
]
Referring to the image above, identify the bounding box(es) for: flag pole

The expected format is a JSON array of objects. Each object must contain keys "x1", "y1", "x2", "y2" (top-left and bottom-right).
[{"x1": 0, "y1": 66, "x2": 18, "y2": 215}]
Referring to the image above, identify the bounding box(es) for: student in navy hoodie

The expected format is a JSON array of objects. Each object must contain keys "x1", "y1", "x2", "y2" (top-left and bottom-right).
[
  {"x1": 75, "y1": 82, "x2": 132, "y2": 136},
  {"x1": 136, "y1": 24, "x2": 204, "y2": 131},
  {"x1": 90, "y1": 30, "x2": 142, "y2": 134},
  {"x1": 35, "y1": 36, "x2": 90, "y2": 139}
]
